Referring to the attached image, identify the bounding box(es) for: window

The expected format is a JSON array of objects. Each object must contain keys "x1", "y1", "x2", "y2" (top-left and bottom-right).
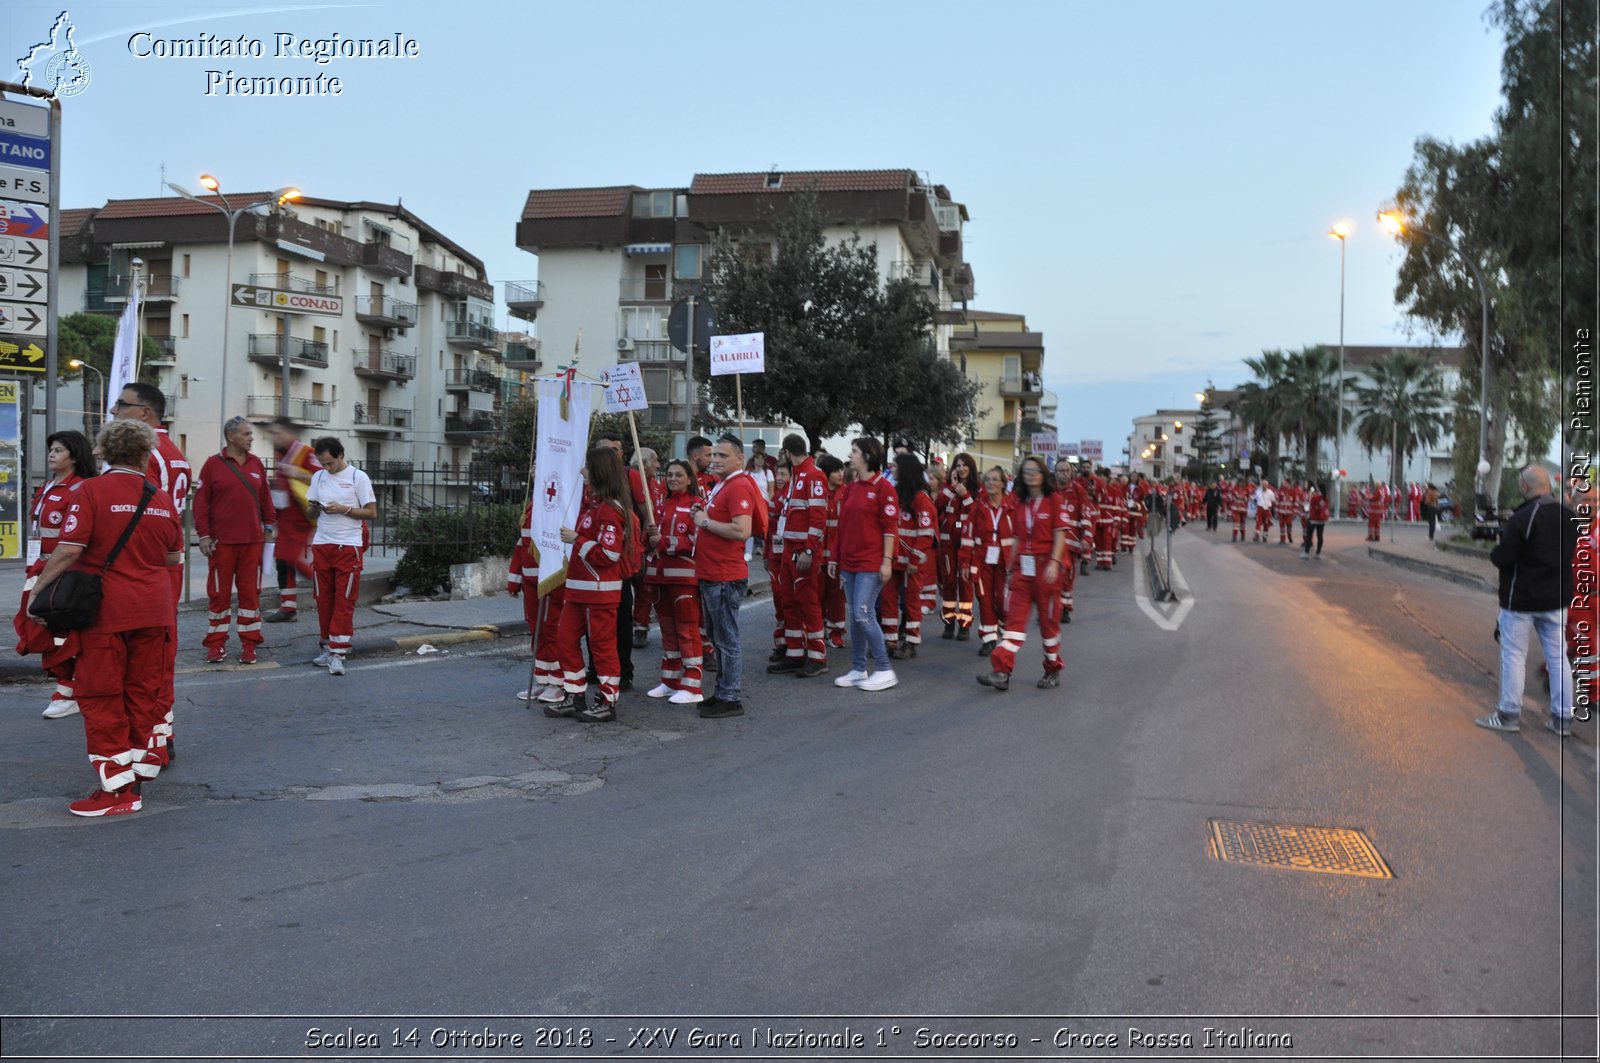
[
  {"x1": 315, "y1": 217, "x2": 341, "y2": 235},
  {"x1": 674, "y1": 244, "x2": 702, "y2": 280},
  {"x1": 631, "y1": 191, "x2": 673, "y2": 218},
  {"x1": 314, "y1": 269, "x2": 329, "y2": 292},
  {"x1": 181, "y1": 254, "x2": 191, "y2": 278},
  {"x1": 312, "y1": 382, "x2": 325, "y2": 401},
  {"x1": 181, "y1": 314, "x2": 190, "y2": 338}
]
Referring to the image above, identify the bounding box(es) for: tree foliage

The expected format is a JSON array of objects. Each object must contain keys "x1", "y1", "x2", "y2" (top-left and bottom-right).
[{"x1": 1348, "y1": 351, "x2": 1452, "y2": 489}]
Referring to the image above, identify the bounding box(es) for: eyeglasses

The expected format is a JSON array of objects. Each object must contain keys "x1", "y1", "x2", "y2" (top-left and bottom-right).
[{"x1": 112, "y1": 399, "x2": 150, "y2": 411}]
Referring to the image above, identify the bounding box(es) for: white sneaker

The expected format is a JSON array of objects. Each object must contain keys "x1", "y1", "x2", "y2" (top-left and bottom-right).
[
  {"x1": 834, "y1": 669, "x2": 868, "y2": 688},
  {"x1": 515, "y1": 688, "x2": 537, "y2": 701},
  {"x1": 647, "y1": 683, "x2": 674, "y2": 699},
  {"x1": 312, "y1": 650, "x2": 332, "y2": 668},
  {"x1": 536, "y1": 685, "x2": 565, "y2": 704},
  {"x1": 42, "y1": 699, "x2": 80, "y2": 719},
  {"x1": 668, "y1": 689, "x2": 703, "y2": 705},
  {"x1": 858, "y1": 669, "x2": 899, "y2": 692},
  {"x1": 327, "y1": 655, "x2": 346, "y2": 676}
]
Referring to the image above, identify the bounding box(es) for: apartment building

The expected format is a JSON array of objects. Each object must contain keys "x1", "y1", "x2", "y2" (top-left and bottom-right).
[{"x1": 947, "y1": 311, "x2": 1056, "y2": 466}]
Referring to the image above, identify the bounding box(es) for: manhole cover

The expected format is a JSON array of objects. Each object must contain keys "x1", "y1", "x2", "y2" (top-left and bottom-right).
[{"x1": 1207, "y1": 818, "x2": 1393, "y2": 879}]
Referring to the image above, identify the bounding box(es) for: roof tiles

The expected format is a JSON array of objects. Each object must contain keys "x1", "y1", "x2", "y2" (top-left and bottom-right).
[
  {"x1": 93, "y1": 192, "x2": 279, "y2": 221},
  {"x1": 521, "y1": 186, "x2": 638, "y2": 220}
]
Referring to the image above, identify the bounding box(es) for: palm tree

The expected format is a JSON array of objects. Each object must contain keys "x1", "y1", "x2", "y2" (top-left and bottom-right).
[
  {"x1": 1348, "y1": 350, "x2": 1451, "y2": 490},
  {"x1": 1237, "y1": 350, "x2": 1294, "y2": 481},
  {"x1": 1281, "y1": 345, "x2": 1344, "y2": 483}
]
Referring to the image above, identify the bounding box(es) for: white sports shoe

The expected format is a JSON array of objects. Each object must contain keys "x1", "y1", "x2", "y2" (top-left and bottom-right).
[
  {"x1": 536, "y1": 685, "x2": 566, "y2": 703},
  {"x1": 858, "y1": 669, "x2": 899, "y2": 692},
  {"x1": 515, "y1": 688, "x2": 537, "y2": 701},
  {"x1": 327, "y1": 655, "x2": 346, "y2": 676},
  {"x1": 42, "y1": 699, "x2": 81, "y2": 719},
  {"x1": 646, "y1": 683, "x2": 674, "y2": 699},
  {"x1": 834, "y1": 669, "x2": 868, "y2": 688},
  {"x1": 312, "y1": 650, "x2": 332, "y2": 668},
  {"x1": 668, "y1": 689, "x2": 703, "y2": 705}
]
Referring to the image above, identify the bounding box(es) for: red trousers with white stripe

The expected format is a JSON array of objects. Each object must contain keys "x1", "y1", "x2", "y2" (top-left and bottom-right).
[
  {"x1": 558, "y1": 599, "x2": 619, "y2": 704},
  {"x1": 776, "y1": 553, "x2": 826, "y2": 662},
  {"x1": 989, "y1": 566, "x2": 1063, "y2": 677},
  {"x1": 650, "y1": 582, "x2": 702, "y2": 694},
  {"x1": 521, "y1": 586, "x2": 565, "y2": 686},
  {"x1": 822, "y1": 567, "x2": 846, "y2": 645},
  {"x1": 938, "y1": 543, "x2": 973, "y2": 629},
  {"x1": 312, "y1": 543, "x2": 362, "y2": 657},
  {"x1": 274, "y1": 523, "x2": 313, "y2": 614},
  {"x1": 204, "y1": 542, "x2": 264, "y2": 648},
  {"x1": 74, "y1": 626, "x2": 172, "y2": 790},
  {"x1": 973, "y1": 561, "x2": 1008, "y2": 645},
  {"x1": 879, "y1": 564, "x2": 928, "y2": 645}
]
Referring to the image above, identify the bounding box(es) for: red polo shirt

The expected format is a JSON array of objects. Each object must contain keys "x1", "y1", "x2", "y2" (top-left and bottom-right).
[{"x1": 695, "y1": 470, "x2": 763, "y2": 583}]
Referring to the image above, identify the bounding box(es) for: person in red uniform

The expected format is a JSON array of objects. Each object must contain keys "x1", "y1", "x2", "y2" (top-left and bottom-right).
[
  {"x1": 828, "y1": 437, "x2": 899, "y2": 692},
  {"x1": 1228, "y1": 478, "x2": 1251, "y2": 542},
  {"x1": 937, "y1": 453, "x2": 979, "y2": 641},
  {"x1": 1363, "y1": 481, "x2": 1386, "y2": 541},
  {"x1": 112, "y1": 382, "x2": 189, "y2": 765},
  {"x1": 31, "y1": 419, "x2": 183, "y2": 816},
  {"x1": 1276, "y1": 479, "x2": 1300, "y2": 544},
  {"x1": 979, "y1": 455, "x2": 1070, "y2": 692},
  {"x1": 685, "y1": 434, "x2": 719, "y2": 669},
  {"x1": 764, "y1": 459, "x2": 792, "y2": 663},
  {"x1": 629, "y1": 447, "x2": 664, "y2": 649},
  {"x1": 1302, "y1": 480, "x2": 1330, "y2": 558},
  {"x1": 817, "y1": 454, "x2": 848, "y2": 650},
  {"x1": 769, "y1": 435, "x2": 830, "y2": 678},
  {"x1": 15, "y1": 430, "x2": 96, "y2": 719},
  {"x1": 1091, "y1": 470, "x2": 1118, "y2": 569},
  {"x1": 193, "y1": 416, "x2": 276, "y2": 664},
  {"x1": 263, "y1": 418, "x2": 321, "y2": 623},
  {"x1": 508, "y1": 496, "x2": 564, "y2": 702},
  {"x1": 966, "y1": 465, "x2": 1016, "y2": 656},
  {"x1": 1053, "y1": 459, "x2": 1090, "y2": 624},
  {"x1": 548, "y1": 446, "x2": 634, "y2": 722},
  {"x1": 881, "y1": 452, "x2": 937, "y2": 659},
  {"x1": 1114, "y1": 474, "x2": 1137, "y2": 554},
  {"x1": 306, "y1": 437, "x2": 377, "y2": 675},
  {"x1": 644, "y1": 459, "x2": 704, "y2": 705}
]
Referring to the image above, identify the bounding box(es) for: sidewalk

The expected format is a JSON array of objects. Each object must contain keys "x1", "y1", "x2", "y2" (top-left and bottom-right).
[
  {"x1": 1364, "y1": 522, "x2": 1497, "y2": 594},
  {"x1": 0, "y1": 551, "x2": 774, "y2": 683}
]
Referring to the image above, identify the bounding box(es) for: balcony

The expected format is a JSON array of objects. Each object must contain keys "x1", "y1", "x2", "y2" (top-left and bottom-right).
[
  {"x1": 367, "y1": 460, "x2": 415, "y2": 483},
  {"x1": 246, "y1": 395, "x2": 333, "y2": 423},
  {"x1": 619, "y1": 277, "x2": 671, "y2": 302},
  {"x1": 361, "y1": 240, "x2": 413, "y2": 277},
  {"x1": 888, "y1": 260, "x2": 939, "y2": 294},
  {"x1": 104, "y1": 274, "x2": 180, "y2": 302},
  {"x1": 145, "y1": 335, "x2": 177, "y2": 364},
  {"x1": 84, "y1": 288, "x2": 117, "y2": 313},
  {"x1": 353, "y1": 403, "x2": 413, "y2": 433},
  {"x1": 249, "y1": 272, "x2": 337, "y2": 296},
  {"x1": 351, "y1": 348, "x2": 416, "y2": 382},
  {"x1": 502, "y1": 339, "x2": 540, "y2": 371},
  {"x1": 634, "y1": 339, "x2": 681, "y2": 363},
  {"x1": 444, "y1": 411, "x2": 497, "y2": 439},
  {"x1": 505, "y1": 280, "x2": 543, "y2": 322},
  {"x1": 161, "y1": 392, "x2": 176, "y2": 423},
  {"x1": 444, "y1": 319, "x2": 499, "y2": 350},
  {"x1": 413, "y1": 263, "x2": 493, "y2": 302},
  {"x1": 353, "y1": 294, "x2": 418, "y2": 329},
  {"x1": 999, "y1": 374, "x2": 1045, "y2": 399},
  {"x1": 247, "y1": 334, "x2": 330, "y2": 368},
  {"x1": 445, "y1": 368, "x2": 500, "y2": 394}
]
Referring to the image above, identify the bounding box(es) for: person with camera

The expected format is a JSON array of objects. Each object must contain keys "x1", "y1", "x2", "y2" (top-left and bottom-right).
[{"x1": 30, "y1": 419, "x2": 183, "y2": 817}]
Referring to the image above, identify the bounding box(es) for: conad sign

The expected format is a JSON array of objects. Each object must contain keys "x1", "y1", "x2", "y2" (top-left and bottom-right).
[{"x1": 271, "y1": 290, "x2": 343, "y2": 316}]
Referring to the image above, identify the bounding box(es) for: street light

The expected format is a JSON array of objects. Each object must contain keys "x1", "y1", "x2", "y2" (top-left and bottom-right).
[
  {"x1": 1328, "y1": 222, "x2": 1351, "y2": 517},
  {"x1": 1379, "y1": 209, "x2": 1492, "y2": 498},
  {"x1": 68, "y1": 359, "x2": 104, "y2": 429},
  {"x1": 167, "y1": 178, "x2": 302, "y2": 442}
]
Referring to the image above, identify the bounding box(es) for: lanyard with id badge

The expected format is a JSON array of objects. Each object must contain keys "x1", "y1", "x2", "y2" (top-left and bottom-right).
[
  {"x1": 1019, "y1": 498, "x2": 1045, "y2": 577},
  {"x1": 984, "y1": 502, "x2": 1004, "y2": 566}
]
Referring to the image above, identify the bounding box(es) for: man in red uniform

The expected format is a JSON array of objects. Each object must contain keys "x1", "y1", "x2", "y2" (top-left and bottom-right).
[
  {"x1": 769, "y1": 435, "x2": 830, "y2": 678},
  {"x1": 1053, "y1": 460, "x2": 1090, "y2": 624},
  {"x1": 693, "y1": 434, "x2": 764, "y2": 718},
  {"x1": 193, "y1": 416, "x2": 276, "y2": 664},
  {"x1": 1276, "y1": 479, "x2": 1300, "y2": 544},
  {"x1": 263, "y1": 418, "x2": 321, "y2": 623},
  {"x1": 1363, "y1": 481, "x2": 1386, "y2": 541},
  {"x1": 1091, "y1": 469, "x2": 1117, "y2": 569},
  {"x1": 818, "y1": 454, "x2": 847, "y2": 649},
  {"x1": 113, "y1": 383, "x2": 189, "y2": 765},
  {"x1": 1228, "y1": 478, "x2": 1251, "y2": 542}
]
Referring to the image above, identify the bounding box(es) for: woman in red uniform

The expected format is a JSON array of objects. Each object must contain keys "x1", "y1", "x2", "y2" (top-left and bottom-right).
[
  {"x1": 978, "y1": 454, "x2": 1070, "y2": 693},
  {"x1": 15, "y1": 430, "x2": 97, "y2": 719},
  {"x1": 644, "y1": 459, "x2": 704, "y2": 705},
  {"x1": 31, "y1": 419, "x2": 182, "y2": 816},
  {"x1": 937, "y1": 453, "x2": 979, "y2": 641},
  {"x1": 548, "y1": 446, "x2": 634, "y2": 722},
  {"x1": 881, "y1": 453, "x2": 937, "y2": 659},
  {"x1": 817, "y1": 454, "x2": 847, "y2": 650},
  {"x1": 965, "y1": 465, "x2": 1015, "y2": 657},
  {"x1": 765, "y1": 459, "x2": 792, "y2": 665}
]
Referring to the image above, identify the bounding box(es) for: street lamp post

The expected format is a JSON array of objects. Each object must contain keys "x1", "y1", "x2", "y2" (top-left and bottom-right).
[
  {"x1": 1328, "y1": 222, "x2": 1351, "y2": 518},
  {"x1": 1379, "y1": 210, "x2": 1492, "y2": 499},
  {"x1": 68, "y1": 359, "x2": 104, "y2": 430},
  {"x1": 167, "y1": 178, "x2": 301, "y2": 443}
]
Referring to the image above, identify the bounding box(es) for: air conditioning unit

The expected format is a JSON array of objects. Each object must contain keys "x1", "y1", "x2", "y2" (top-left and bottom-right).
[{"x1": 617, "y1": 338, "x2": 634, "y2": 352}]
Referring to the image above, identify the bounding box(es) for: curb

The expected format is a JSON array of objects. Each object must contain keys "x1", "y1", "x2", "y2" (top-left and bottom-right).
[{"x1": 1367, "y1": 545, "x2": 1495, "y2": 595}]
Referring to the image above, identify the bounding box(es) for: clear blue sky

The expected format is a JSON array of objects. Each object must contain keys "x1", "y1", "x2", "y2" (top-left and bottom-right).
[{"x1": 4, "y1": 0, "x2": 1507, "y2": 457}]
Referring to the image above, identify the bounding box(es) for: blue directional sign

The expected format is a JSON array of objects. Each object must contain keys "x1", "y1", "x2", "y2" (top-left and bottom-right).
[{"x1": 0, "y1": 132, "x2": 49, "y2": 170}]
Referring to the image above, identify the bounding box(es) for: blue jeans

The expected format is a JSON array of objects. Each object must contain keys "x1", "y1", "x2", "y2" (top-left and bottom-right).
[
  {"x1": 842, "y1": 569, "x2": 891, "y2": 675},
  {"x1": 1498, "y1": 607, "x2": 1571, "y2": 719},
  {"x1": 701, "y1": 580, "x2": 746, "y2": 702}
]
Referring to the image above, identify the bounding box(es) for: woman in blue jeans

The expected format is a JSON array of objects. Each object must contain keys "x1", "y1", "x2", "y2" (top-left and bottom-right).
[{"x1": 827, "y1": 438, "x2": 901, "y2": 692}]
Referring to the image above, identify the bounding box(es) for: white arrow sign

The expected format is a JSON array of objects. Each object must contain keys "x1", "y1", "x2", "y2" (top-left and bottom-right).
[
  {"x1": 0, "y1": 300, "x2": 46, "y2": 338},
  {"x1": 0, "y1": 233, "x2": 46, "y2": 269},
  {"x1": 0, "y1": 267, "x2": 46, "y2": 304}
]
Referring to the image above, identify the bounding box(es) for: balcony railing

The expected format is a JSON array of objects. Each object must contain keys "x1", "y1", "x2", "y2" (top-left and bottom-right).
[
  {"x1": 146, "y1": 335, "x2": 177, "y2": 361},
  {"x1": 361, "y1": 241, "x2": 413, "y2": 276},
  {"x1": 444, "y1": 320, "x2": 499, "y2": 349},
  {"x1": 444, "y1": 368, "x2": 500, "y2": 393},
  {"x1": 367, "y1": 460, "x2": 415, "y2": 482},
  {"x1": 619, "y1": 277, "x2": 671, "y2": 301},
  {"x1": 505, "y1": 280, "x2": 543, "y2": 322},
  {"x1": 634, "y1": 339, "x2": 681, "y2": 363},
  {"x1": 999, "y1": 375, "x2": 1044, "y2": 399},
  {"x1": 413, "y1": 264, "x2": 494, "y2": 302},
  {"x1": 351, "y1": 348, "x2": 416, "y2": 381},
  {"x1": 84, "y1": 288, "x2": 116, "y2": 313},
  {"x1": 353, "y1": 403, "x2": 413, "y2": 430},
  {"x1": 249, "y1": 272, "x2": 337, "y2": 295},
  {"x1": 245, "y1": 396, "x2": 333, "y2": 423},
  {"x1": 502, "y1": 340, "x2": 540, "y2": 371},
  {"x1": 104, "y1": 274, "x2": 180, "y2": 300},
  {"x1": 246, "y1": 334, "x2": 330, "y2": 368},
  {"x1": 888, "y1": 260, "x2": 939, "y2": 292},
  {"x1": 444, "y1": 412, "x2": 497, "y2": 437},
  {"x1": 353, "y1": 294, "x2": 418, "y2": 328}
]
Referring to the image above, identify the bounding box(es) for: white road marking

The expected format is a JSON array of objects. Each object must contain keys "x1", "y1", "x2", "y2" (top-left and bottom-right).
[{"x1": 1134, "y1": 547, "x2": 1195, "y2": 632}]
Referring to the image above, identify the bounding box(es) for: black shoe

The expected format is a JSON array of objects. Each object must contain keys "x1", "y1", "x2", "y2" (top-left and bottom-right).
[
  {"x1": 1037, "y1": 672, "x2": 1061, "y2": 689},
  {"x1": 1062, "y1": 610, "x2": 1072, "y2": 624},
  {"x1": 955, "y1": 625, "x2": 971, "y2": 642},
  {"x1": 263, "y1": 609, "x2": 298, "y2": 623},
  {"x1": 576, "y1": 699, "x2": 616, "y2": 723},
  {"x1": 978, "y1": 640, "x2": 995, "y2": 656},
  {"x1": 704, "y1": 655, "x2": 719, "y2": 673},
  {"x1": 543, "y1": 693, "x2": 581, "y2": 718},
  {"x1": 976, "y1": 672, "x2": 1010, "y2": 692},
  {"x1": 768, "y1": 647, "x2": 787, "y2": 663},
  {"x1": 700, "y1": 699, "x2": 744, "y2": 719},
  {"x1": 766, "y1": 658, "x2": 802, "y2": 674},
  {"x1": 942, "y1": 621, "x2": 956, "y2": 640},
  {"x1": 632, "y1": 627, "x2": 648, "y2": 649},
  {"x1": 795, "y1": 661, "x2": 827, "y2": 678},
  {"x1": 618, "y1": 677, "x2": 633, "y2": 692}
]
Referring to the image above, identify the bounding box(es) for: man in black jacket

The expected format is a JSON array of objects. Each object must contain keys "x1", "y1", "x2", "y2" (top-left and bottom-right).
[{"x1": 1478, "y1": 465, "x2": 1577, "y2": 736}]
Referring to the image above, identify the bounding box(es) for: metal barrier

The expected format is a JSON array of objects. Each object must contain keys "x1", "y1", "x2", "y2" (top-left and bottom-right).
[
  {"x1": 362, "y1": 462, "x2": 529, "y2": 558},
  {"x1": 1143, "y1": 495, "x2": 1180, "y2": 603}
]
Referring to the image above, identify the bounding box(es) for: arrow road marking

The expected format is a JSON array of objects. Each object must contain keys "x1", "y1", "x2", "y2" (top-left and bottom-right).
[{"x1": 1133, "y1": 546, "x2": 1195, "y2": 631}]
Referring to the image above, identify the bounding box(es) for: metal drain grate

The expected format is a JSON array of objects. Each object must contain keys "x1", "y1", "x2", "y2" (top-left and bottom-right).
[{"x1": 1207, "y1": 818, "x2": 1393, "y2": 879}]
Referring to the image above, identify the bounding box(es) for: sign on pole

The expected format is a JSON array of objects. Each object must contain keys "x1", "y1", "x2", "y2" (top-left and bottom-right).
[
  {"x1": 0, "y1": 379, "x2": 21, "y2": 558},
  {"x1": 1030, "y1": 431, "x2": 1059, "y2": 458},
  {"x1": 231, "y1": 283, "x2": 343, "y2": 317},
  {"x1": 600, "y1": 360, "x2": 648, "y2": 414},
  {"x1": 1080, "y1": 439, "x2": 1103, "y2": 463},
  {"x1": 0, "y1": 88, "x2": 58, "y2": 441},
  {"x1": 708, "y1": 332, "x2": 764, "y2": 376}
]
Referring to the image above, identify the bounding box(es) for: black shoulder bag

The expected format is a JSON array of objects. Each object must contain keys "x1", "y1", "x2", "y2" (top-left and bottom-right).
[{"x1": 30, "y1": 480, "x2": 157, "y2": 633}]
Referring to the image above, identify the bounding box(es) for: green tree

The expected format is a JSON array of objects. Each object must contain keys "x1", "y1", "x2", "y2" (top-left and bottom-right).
[
  {"x1": 1348, "y1": 351, "x2": 1451, "y2": 490},
  {"x1": 1237, "y1": 350, "x2": 1294, "y2": 481},
  {"x1": 1186, "y1": 387, "x2": 1224, "y2": 482},
  {"x1": 1281, "y1": 345, "x2": 1344, "y2": 482}
]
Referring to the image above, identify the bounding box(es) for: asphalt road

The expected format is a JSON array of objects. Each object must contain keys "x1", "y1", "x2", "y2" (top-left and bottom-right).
[{"x1": 2, "y1": 523, "x2": 1594, "y2": 1061}]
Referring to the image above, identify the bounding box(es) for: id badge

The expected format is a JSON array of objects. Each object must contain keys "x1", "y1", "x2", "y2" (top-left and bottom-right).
[
  {"x1": 26, "y1": 538, "x2": 40, "y2": 566},
  {"x1": 985, "y1": 545, "x2": 1000, "y2": 565},
  {"x1": 1020, "y1": 554, "x2": 1037, "y2": 577}
]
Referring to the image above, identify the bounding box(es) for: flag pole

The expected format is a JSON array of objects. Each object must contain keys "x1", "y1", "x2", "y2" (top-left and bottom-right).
[{"x1": 626, "y1": 409, "x2": 654, "y2": 527}]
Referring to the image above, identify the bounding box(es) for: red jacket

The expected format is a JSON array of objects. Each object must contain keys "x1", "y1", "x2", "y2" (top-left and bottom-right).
[
  {"x1": 892, "y1": 492, "x2": 937, "y2": 571},
  {"x1": 782, "y1": 456, "x2": 828, "y2": 555},
  {"x1": 1308, "y1": 491, "x2": 1330, "y2": 523},
  {"x1": 147, "y1": 428, "x2": 192, "y2": 514},
  {"x1": 963, "y1": 493, "x2": 1016, "y2": 570},
  {"x1": 566, "y1": 498, "x2": 627, "y2": 604},
  {"x1": 59, "y1": 469, "x2": 183, "y2": 633},
  {"x1": 835, "y1": 474, "x2": 899, "y2": 572},
  {"x1": 1011, "y1": 491, "x2": 1071, "y2": 565},
  {"x1": 194, "y1": 451, "x2": 276, "y2": 544},
  {"x1": 645, "y1": 491, "x2": 699, "y2": 586}
]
